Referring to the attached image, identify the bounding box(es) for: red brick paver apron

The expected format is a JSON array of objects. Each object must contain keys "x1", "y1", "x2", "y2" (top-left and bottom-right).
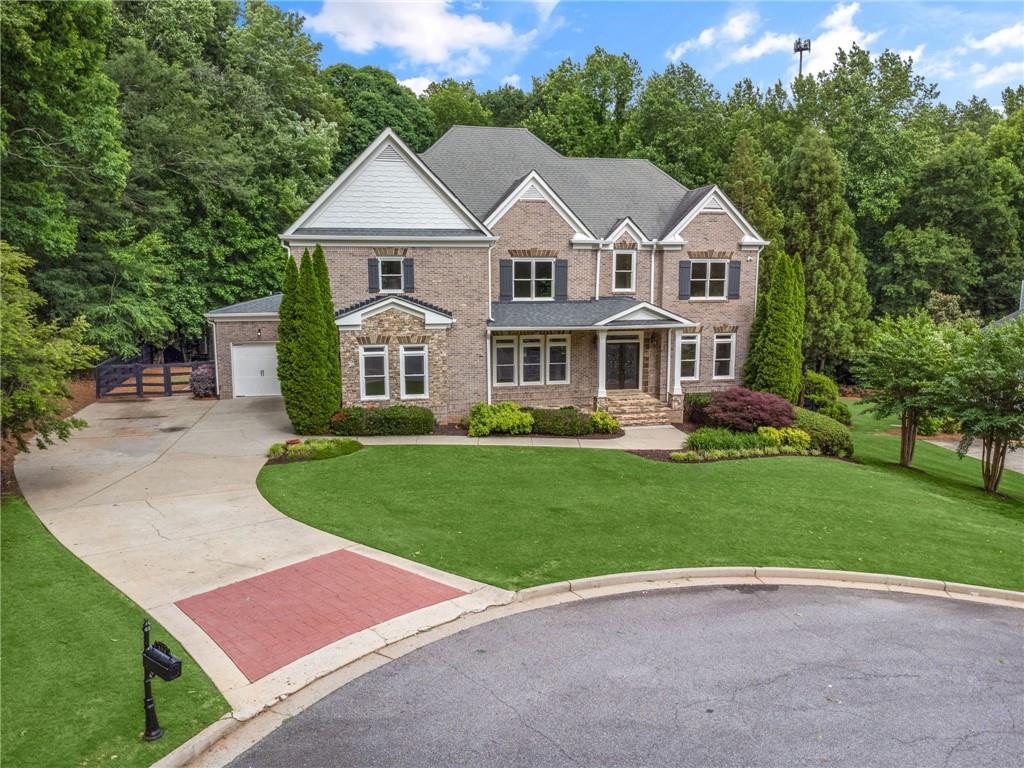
[{"x1": 176, "y1": 549, "x2": 465, "y2": 681}]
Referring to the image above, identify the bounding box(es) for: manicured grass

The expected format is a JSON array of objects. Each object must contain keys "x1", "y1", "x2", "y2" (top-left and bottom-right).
[
  {"x1": 258, "y1": 404, "x2": 1023, "y2": 592},
  {"x1": 1, "y1": 496, "x2": 228, "y2": 768}
]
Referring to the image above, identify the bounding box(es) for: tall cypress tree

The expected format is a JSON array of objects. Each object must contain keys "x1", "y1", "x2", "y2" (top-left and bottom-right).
[
  {"x1": 779, "y1": 127, "x2": 870, "y2": 372},
  {"x1": 277, "y1": 253, "x2": 300, "y2": 413},
  {"x1": 283, "y1": 252, "x2": 336, "y2": 434},
  {"x1": 745, "y1": 253, "x2": 803, "y2": 403},
  {"x1": 312, "y1": 244, "x2": 341, "y2": 403}
]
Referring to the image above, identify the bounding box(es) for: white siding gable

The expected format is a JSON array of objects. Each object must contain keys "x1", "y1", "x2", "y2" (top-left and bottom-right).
[{"x1": 307, "y1": 143, "x2": 471, "y2": 230}]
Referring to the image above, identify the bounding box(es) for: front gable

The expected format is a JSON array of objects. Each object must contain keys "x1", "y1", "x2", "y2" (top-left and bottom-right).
[
  {"x1": 664, "y1": 186, "x2": 767, "y2": 248},
  {"x1": 284, "y1": 129, "x2": 489, "y2": 239},
  {"x1": 335, "y1": 295, "x2": 454, "y2": 331},
  {"x1": 484, "y1": 171, "x2": 594, "y2": 240},
  {"x1": 596, "y1": 301, "x2": 693, "y2": 327}
]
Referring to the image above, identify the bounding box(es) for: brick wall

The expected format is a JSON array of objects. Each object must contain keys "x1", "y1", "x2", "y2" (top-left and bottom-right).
[
  {"x1": 490, "y1": 330, "x2": 598, "y2": 410},
  {"x1": 211, "y1": 320, "x2": 279, "y2": 399}
]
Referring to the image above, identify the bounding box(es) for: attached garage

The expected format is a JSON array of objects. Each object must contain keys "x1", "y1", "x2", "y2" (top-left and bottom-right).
[{"x1": 231, "y1": 343, "x2": 280, "y2": 397}]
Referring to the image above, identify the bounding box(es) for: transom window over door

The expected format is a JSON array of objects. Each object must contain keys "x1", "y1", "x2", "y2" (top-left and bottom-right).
[
  {"x1": 613, "y1": 250, "x2": 636, "y2": 292},
  {"x1": 513, "y1": 259, "x2": 554, "y2": 300},
  {"x1": 690, "y1": 260, "x2": 728, "y2": 299}
]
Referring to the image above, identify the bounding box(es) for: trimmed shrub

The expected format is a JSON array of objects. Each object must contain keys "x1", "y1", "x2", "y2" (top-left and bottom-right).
[
  {"x1": 758, "y1": 426, "x2": 812, "y2": 451},
  {"x1": 671, "y1": 445, "x2": 820, "y2": 463},
  {"x1": 684, "y1": 392, "x2": 713, "y2": 424},
  {"x1": 916, "y1": 414, "x2": 960, "y2": 436},
  {"x1": 803, "y1": 370, "x2": 840, "y2": 404},
  {"x1": 817, "y1": 400, "x2": 852, "y2": 426},
  {"x1": 528, "y1": 407, "x2": 594, "y2": 436},
  {"x1": 330, "y1": 405, "x2": 436, "y2": 436},
  {"x1": 467, "y1": 402, "x2": 534, "y2": 437},
  {"x1": 793, "y1": 407, "x2": 854, "y2": 457},
  {"x1": 190, "y1": 362, "x2": 216, "y2": 397},
  {"x1": 590, "y1": 410, "x2": 620, "y2": 434},
  {"x1": 704, "y1": 387, "x2": 794, "y2": 432},
  {"x1": 267, "y1": 438, "x2": 362, "y2": 462},
  {"x1": 687, "y1": 427, "x2": 766, "y2": 452}
]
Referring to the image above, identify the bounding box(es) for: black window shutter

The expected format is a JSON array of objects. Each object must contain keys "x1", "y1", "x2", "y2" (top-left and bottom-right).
[
  {"x1": 499, "y1": 259, "x2": 513, "y2": 302},
  {"x1": 367, "y1": 258, "x2": 379, "y2": 293},
  {"x1": 554, "y1": 259, "x2": 568, "y2": 301},
  {"x1": 727, "y1": 260, "x2": 741, "y2": 299},
  {"x1": 678, "y1": 261, "x2": 692, "y2": 299},
  {"x1": 402, "y1": 257, "x2": 415, "y2": 292}
]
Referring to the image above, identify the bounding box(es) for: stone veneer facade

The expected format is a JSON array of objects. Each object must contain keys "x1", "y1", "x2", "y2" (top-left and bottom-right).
[{"x1": 213, "y1": 198, "x2": 758, "y2": 422}]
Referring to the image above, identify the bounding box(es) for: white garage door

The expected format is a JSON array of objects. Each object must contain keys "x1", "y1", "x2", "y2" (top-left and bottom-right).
[{"x1": 231, "y1": 344, "x2": 281, "y2": 397}]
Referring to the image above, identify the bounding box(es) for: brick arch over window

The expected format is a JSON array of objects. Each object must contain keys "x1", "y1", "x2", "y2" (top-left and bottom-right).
[{"x1": 508, "y1": 248, "x2": 559, "y2": 258}]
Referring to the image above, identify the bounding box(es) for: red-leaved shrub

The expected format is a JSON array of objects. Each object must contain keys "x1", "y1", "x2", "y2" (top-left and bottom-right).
[{"x1": 704, "y1": 387, "x2": 794, "y2": 432}]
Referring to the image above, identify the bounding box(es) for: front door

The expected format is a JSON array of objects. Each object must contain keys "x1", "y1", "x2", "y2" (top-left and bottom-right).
[{"x1": 606, "y1": 342, "x2": 640, "y2": 390}]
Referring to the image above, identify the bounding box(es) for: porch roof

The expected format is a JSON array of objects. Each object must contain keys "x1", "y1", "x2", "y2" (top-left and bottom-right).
[{"x1": 488, "y1": 298, "x2": 693, "y2": 330}]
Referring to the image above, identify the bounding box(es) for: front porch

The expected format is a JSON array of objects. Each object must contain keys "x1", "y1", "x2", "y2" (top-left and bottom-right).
[{"x1": 487, "y1": 298, "x2": 695, "y2": 425}]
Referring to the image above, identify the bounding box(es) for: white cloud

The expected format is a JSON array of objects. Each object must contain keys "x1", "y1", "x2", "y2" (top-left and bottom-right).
[
  {"x1": 500, "y1": 74, "x2": 521, "y2": 87},
  {"x1": 897, "y1": 44, "x2": 925, "y2": 63},
  {"x1": 967, "y1": 22, "x2": 1024, "y2": 55},
  {"x1": 973, "y1": 60, "x2": 1024, "y2": 88},
  {"x1": 306, "y1": 1, "x2": 534, "y2": 77},
  {"x1": 799, "y1": 2, "x2": 882, "y2": 76},
  {"x1": 732, "y1": 31, "x2": 794, "y2": 63},
  {"x1": 667, "y1": 9, "x2": 758, "y2": 62},
  {"x1": 399, "y1": 76, "x2": 434, "y2": 95},
  {"x1": 535, "y1": 1, "x2": 560, "y2": 24}
]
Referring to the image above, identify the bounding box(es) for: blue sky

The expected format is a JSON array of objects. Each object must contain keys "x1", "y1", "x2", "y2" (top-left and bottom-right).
[{"x1": 275, "y1": 1, "x2": 1024, "y2": 105}]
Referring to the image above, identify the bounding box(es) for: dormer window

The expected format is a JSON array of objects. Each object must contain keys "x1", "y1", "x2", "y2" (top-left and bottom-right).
[
  {"x1": 613, "y1": 250, "x2": 636, "y2": 292},
  {"x1": 513, "y1": 259, "x2": 554, "y2": 301}
]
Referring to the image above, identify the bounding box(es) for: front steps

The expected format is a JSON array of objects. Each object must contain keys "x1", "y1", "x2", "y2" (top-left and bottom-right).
[{"x1": 603, "y1": 390, "x2": 677, "y2": 426}]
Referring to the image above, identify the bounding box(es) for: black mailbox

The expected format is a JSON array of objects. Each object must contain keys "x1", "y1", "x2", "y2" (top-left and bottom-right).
[{"x1": 143, "y1": 641, "x2": 182, "y2": 682}]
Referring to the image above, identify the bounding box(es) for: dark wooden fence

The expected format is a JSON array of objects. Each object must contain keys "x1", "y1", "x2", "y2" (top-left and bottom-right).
[{"x1": 96, "y1": 360, "x2": 205, "y2": 398}]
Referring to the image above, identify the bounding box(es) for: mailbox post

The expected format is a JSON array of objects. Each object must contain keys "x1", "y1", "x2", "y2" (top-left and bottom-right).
[{"x1": 141, "y1": 620, "x2": 182, "y2": 741}]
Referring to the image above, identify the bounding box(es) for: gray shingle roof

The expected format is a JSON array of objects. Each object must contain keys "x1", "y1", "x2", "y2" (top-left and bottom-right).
[
  {"x1": 293, "y1": 227, "x2": 485, "y2": 238},
  {"x1": 207, "y1": 293, "x2": 282, "y2": 316},
  {"x1": 489, "y1": 298, "x2": 687, "y2": 329},
  {"x1": 420, "y1": 126, "x2": 694, "y2": 239},
  {"x1": 335, "y1": 294, "x2": 453, "y2": 319}
]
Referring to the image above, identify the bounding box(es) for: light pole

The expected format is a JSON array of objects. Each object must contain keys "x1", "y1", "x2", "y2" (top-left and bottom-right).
[{"x1": 793, "y1": 38, "x2": 811, "y2": 76}]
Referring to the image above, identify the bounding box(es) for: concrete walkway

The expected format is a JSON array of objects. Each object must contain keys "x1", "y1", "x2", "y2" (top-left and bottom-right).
[
  {"x1": 926, "y1": 437, "x2": 1024, "y2": 474},
  {"x1": 359, "y1": 424, "x2": 686, "y2": 449},
  {"x1": 14, "y1": 396, "x2": 683, "y2": 715}
]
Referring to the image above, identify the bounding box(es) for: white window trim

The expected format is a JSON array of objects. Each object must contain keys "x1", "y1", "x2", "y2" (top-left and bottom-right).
[
  {"x1": 399, "y1": 345, "x2": 429, "y2": 400},
  {"x1": 493, "y1": 336, "x2": 518, "y2": 387},
  {"x1": 678, "y1": 333, "x2": 701, "y2": 381},
  {"x1": 378, "y1": 257, "x2": 404, "y2": 293},
  {"x1": 512, "y1": 258, "x2": 556, "y2": 302},
  {"x1": 546, "y1": 336, "x2": 571, "y2": 385},
  {"x1": 359, "y1": 345, "x2": 389, "y2": 400},
  {"x1": 518, "y1": 336, "x2": 545, "y2": 386},
  {"x1": 712, "y1": 333, "x2": 736, "y2": 381},
  {"x1": 688, "y1": 259, "x2": 729, "y2": 301},
  {"x1": 612, "y1": 250, "x2": 637, "y2": 293}
]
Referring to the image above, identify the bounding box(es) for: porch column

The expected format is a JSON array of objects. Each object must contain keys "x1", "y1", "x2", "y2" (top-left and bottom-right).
[
  {"x1": 597, "y1": 329, "x2": 608, "y2": 398},
  {"x1": 671, "y1": 329, "x2": 682, "y2": 396}
]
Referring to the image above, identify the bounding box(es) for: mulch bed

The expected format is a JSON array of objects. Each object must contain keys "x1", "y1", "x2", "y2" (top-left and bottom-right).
[
  {"x1": 628, "y1": 449, "x2": 676, "y2": 463},
  {"x1": 433, "y1": 424, "x2": 626, "y2": 440},
  {"x1": 2, "y1": 374, "x2": 97, "y2": 496}
]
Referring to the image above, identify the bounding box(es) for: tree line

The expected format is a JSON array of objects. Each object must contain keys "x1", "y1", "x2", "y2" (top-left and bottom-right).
[{"x1": 3, "y1": 0, "x2": 1022, "y2": 370}]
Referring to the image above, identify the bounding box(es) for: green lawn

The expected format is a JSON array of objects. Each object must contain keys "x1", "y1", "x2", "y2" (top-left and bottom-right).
[
  {"x1": 258, "y1": 403, "x2": 1024, "y2": 592},
  {"x1": 1, "y1": 496, "x2": 228, "y2": 768}
]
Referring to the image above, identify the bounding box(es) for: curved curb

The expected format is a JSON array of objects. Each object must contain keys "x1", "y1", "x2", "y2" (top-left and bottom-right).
[{"x1": 165, "y1": 567, "x2": 1022, "y2": 768}]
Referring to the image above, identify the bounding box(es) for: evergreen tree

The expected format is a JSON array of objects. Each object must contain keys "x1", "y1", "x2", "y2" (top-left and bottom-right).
[
  {"x1": 276, "y1": 253, "x2": 300, "y2": 418},
  {"x1": 780, "y1": 128, "x2": 871, "y2": 371},
  {"x1": 745, "y1": 253, "x2": 803, "y2": 402},
  {"x1": 281, "y1": 252, "x2": 335, "y2": 434},
  {"x1": 312, "y1": 244, "x2": 341, "y2": 402}
]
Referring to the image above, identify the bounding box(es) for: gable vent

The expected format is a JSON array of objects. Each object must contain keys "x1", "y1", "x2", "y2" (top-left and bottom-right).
[
  {"x1": 519, "y1": 183, "x2": 545, "y2": 201},
  {"x1": 703, "y1": 195, "x2": 725, "y2": 212},
  {"x1": 376, "y1": 144, "x2": 403, "y2": 162}
]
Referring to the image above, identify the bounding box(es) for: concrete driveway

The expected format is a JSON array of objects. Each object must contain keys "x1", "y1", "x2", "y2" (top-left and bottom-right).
[
  {"x1": 15, "y1": 396, "x2": 506, "y2": 713},
  {"x1": 229, "y1": 585, "x2": 1024, "y2": 768}
]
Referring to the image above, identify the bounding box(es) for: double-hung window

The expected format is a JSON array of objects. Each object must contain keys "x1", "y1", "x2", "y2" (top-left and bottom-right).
[
  {"x1": 513, "y1": 259, "x2": 554, "y2": 300},
  {"x1": 713, "y1": 333, "x2": 735, "y2": 379},
  {"x1": 400, "y1": 345, "x2": 428, "y2": 398},
  {"x1": 493, "y1": 335, "x2": 571, "y2": 386},
  {"x1": 494, "y1": 337, "x2": 517, "y2": 385},
  {"x1": 379, "y1": 258, "x2": 404, "y2": 292},
  {"x1": 678, "y1": 334, "x2": 700, "y2": 381},
  {"x1": 613, "y1": 250, "x2": 636, "y2": 292},
  {"x1": 546, "y1": 336, "x2": 569, "y2": 384},
  {"x1": 520, "y1": 337, "x2": 543, "y2": 384},
  {"x1": 690, "y1": 260, "x2": 728, "y2": 299},
  {"x1": 359, "y1": 345, "x2": 389, "y2": 399}
]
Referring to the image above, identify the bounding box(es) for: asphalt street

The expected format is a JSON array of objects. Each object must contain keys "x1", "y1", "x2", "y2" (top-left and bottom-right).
[{"x1": 230, "y1": 585, "x2": 1023, "y2": 767}]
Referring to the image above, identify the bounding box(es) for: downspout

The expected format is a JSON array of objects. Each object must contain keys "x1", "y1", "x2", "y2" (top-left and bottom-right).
[
  {"x1": 485, "y1": 327, "x2": 493, "y2": 405},
  {"x1": 594, "y1": 247, "x2": 601, "y2": 300},
  {"x1": 752, "y1": 245, "x2": 764, "y2": 316},
  {"x1": 207, "y1": 319, "x2": 220, "y2": 397},
  {"x1": 649, "y1": 240, "x2": 658, "y2": 304},
  {"x1": 487, "y1": 243, "x2": 494, "y2": 321}
]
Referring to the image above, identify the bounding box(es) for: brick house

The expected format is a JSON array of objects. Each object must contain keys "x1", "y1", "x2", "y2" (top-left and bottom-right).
[{"x1": 206, "y1": 126, "x2": 766, "y2": 425}]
